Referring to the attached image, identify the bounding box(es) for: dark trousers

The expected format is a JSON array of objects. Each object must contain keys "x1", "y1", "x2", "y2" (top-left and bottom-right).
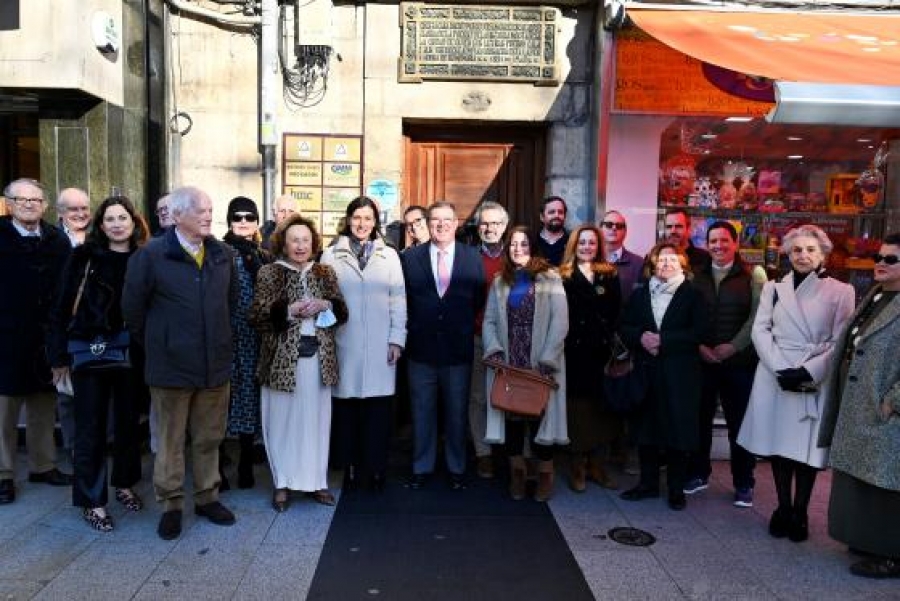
[
  {"x1": 72, "y1": 368, "x2": 142, "y2": 508},
  {"x1": 688, "y1": 363, "x2": 756, "y2": 490},
  {"x1": 333, "y1": 395, "x2": 393, "y2": 478},
  {"x1": 640, "y1": 445, "x2": 688, "y2": 495},
  {"x1": 408, "y1": 360, "x2": 471, "y2": 476},
  {"x1": 503, "y1": 419, "x2": 554, "y2": 461}
]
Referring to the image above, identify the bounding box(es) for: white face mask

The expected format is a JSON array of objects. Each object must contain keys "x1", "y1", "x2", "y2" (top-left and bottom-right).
[{"x1": 315, "y1": 310, "x2": 337, "y2": 328}]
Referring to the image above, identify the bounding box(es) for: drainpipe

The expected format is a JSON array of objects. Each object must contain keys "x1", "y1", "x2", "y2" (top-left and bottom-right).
[{"x1": 260, "y1": 0, "x2": 279, "y2": 220}]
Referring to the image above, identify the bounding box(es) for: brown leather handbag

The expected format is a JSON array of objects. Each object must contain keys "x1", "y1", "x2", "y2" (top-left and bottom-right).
[{"x1": 483, "y1": 357, "x2": 559, "y2": 417}]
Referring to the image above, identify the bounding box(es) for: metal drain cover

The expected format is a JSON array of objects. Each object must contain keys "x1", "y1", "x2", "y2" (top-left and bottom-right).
[{"x1": 608, "y1": 527, "x2": 656, "y2": 547}]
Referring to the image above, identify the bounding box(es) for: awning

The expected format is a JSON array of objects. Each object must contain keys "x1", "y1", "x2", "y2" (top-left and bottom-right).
[{"x1": 627, "y1": 8, "x2": 900, "y2": 86}]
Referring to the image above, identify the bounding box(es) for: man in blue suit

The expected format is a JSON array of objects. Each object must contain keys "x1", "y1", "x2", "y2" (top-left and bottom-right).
[{"x1": 400, "y1": 201, "x2": 486, "y2": 490}]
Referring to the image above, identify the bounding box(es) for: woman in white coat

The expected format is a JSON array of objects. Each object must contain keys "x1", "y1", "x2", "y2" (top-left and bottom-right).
[
  {"x1": 321, "y1": 196, "x2": 406, "y2": 492},
  {"x1": 738, "y1": 225, "x2": 854, "y2": 542},
  {"x1": 483, "y1": 226, "x2": 569, "y2": 502}
]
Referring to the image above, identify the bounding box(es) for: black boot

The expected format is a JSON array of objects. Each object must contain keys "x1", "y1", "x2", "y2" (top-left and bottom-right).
[
  {"x1": 218, "y1": 445, "x2": 231, "y2": 491},
  {"x1": 237, "y1": 434, "x2": 255, "y2": 489},
  {"x1": 769, "y1": 506, "x2": 791, "y2": 538}
]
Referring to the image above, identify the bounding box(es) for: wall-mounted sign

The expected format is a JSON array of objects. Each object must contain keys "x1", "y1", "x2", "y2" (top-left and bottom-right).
[
  {"x1": 91, "y1": 11, "x2": 120, "y2": 54},
  {"x1": 367, "y1": 179, "x2": 399, "y2": 211},
  {"x1": 283, "y1": 133, "x2": 363, "y2": 238},
  {"x1": 399, "y1": 3, "x2": 558, "y2": 85}
]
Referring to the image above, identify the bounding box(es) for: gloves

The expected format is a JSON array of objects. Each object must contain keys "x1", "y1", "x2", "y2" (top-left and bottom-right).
[
  {"x1": 776, "y1": 367, "x2": 815, "y2": 393},
  {"x1": 537, "y1": 364, "x2": 555, "y2": 379}
]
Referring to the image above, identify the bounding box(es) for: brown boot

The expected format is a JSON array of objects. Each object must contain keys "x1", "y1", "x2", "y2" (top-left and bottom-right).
[
  {"x1": 509, "y1": 456, "x2": 526, "y2": 501},
  {"x1": 535, "y1": 460, "x2": 555, "y2": 502},
  {"x1": 569, "y1": 454, "x2": 587, "y2": 493},
  {"x1": 587, "y1": 455, "x2": 618, "y2": 490}
]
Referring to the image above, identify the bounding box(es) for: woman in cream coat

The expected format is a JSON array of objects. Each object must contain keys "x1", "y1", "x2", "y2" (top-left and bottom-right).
[
  {"x1": 483, "y1": 226, "x2": 568, "y2": 502},
  {"x1": 321, "y1": 197, "x2": 406, "y2": 492},
  {"x1": 738, "y1": 225, "x2": 854, "y2": 542}
]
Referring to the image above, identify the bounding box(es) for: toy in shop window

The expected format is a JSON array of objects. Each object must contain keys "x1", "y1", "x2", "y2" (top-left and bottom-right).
[
  {"x1": 856, "y1": 168, "x2": 883, "y2": 211},
  {"x1": 660, "y1": 154, "x2": 696, "y2": 206},
  {"x1": 717, "y1": 162, "x2": 753, "y2": 210},
  {"x1": 689, "y1": 176, "x2": 719, "y2": 209},
  {"x1": 738, "y1": 178, "x2": 758, "y2": 210},
  {"x1": 826, "y1": 174, "x2": 861, "y2": 214}
]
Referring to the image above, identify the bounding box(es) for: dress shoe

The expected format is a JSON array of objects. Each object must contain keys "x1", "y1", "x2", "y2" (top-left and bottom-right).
[
  {"x1": 194, "y1": 501, "x2": 236, "y2": 525},
  {"x1": 667, "y1": 491, "x2": 687, "y2": 511},
  {"x1": 271, "y1": 490, "x2": 290, "y2": 513},
  {"x1": 476, "y1": 455, "x2": 495, "y2": 479},
  {"x1": 449, "y1": 474, "x2": 467, "y2": 491},
  {"x1": 620, "y1": 484, "x2": 660, "y2": 501},
  {"x1": 28, "y1": 468, "x2": 73, "y2": 486},
  {"x1": 0, "y1": 479, "x2": 15, "y2": 504},
  {"x1": 406, "y1": 474, "x2": 427, "y2": 490},
  {"x1": 157, "y1": 510, "x2": 183, "y2": 540},
  {"x1": 310, "y1": 490, "x2": 336, "y2": 506},
  {"x1": 768, "y1": 506, "x2": 791, "y2": 538}
]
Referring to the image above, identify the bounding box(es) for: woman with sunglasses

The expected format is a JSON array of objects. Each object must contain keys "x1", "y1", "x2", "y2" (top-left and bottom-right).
[
  {"x1": 221, "y1": 196, "x2": 271, "y2": 489},
  {"x1": 819, "y1": 233, "x2": 900, "y2": 579},
  {"x1": 738, "y1": 225, "x2": 854, "y2": 543}
]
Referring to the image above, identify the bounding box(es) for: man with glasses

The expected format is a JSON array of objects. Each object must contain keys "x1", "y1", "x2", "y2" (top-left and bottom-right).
[
  {"x1": 469, "y1": 201, "x2": 508, "y2": 478},
  {"x1": 601, "y1": 210, "x2": 644, "y2": 305},
  {"x1": 403, "y1": 205, "x2": 430, "y2": 249},
  {"x1": 56, "y1": 188, "x2": 91, "y2": 247},
  {"x1": 400, "y1": 201, "x2": 486, "y2": 490},
  {"x1": 0, "y1": 178, "x2": 74, "y2": 504},
  {"x1": 154, "y1": 194, "x2": 174, "y2": 236}
]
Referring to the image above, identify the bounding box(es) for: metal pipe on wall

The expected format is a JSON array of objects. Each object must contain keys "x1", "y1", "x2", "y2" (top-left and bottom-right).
[{"x1": 259, "y1": 0, "x2": 279, "y2": 221}]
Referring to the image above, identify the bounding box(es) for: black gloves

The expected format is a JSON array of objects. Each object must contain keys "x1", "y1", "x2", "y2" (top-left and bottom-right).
[{"x1": 776, "y1": 367, "x2": 815, "y2": 393}]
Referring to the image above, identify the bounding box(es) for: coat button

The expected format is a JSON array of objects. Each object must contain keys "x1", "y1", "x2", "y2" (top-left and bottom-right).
[
  {"x1": 855, "y1": 349, "x2": 864, "y2": 356},
  {"x1": 848, "y1": 375, "x2": 858, "y2": 382}
]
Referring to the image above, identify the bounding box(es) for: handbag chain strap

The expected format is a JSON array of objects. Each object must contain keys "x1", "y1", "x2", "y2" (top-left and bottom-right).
[{"x1": 71, "y1": 259, "x2": 92, "y2": 318}]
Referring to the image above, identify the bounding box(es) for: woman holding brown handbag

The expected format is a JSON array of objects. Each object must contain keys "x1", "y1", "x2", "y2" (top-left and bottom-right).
[
  {"x1": 48, "y1": 196, "x2": 150, "y2": 532},
  {"x1": 483, "y1": 226, "x2": 569, "y2": 502}
]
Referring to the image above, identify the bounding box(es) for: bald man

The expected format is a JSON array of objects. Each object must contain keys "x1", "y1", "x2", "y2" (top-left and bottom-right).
[
  {"x1": 56, "y1": 188, "x2": 91, "y2": 247},
  {"x1": 261, "y1": 195, "x2": 300, "y2": 249}
]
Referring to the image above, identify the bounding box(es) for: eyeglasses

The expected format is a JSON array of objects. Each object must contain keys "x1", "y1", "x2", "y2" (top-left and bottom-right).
[
  {"x1": 231, "y1": 212, "x2": 258, "y2": 223},
  {"x1": 479, "y1": 221, "x2": 504, "y2": 229},
  {"x1": 155, "y1": 207, "x2": 169, "y2": 216},
  {"x1": 874, "y1": 253, "x2": 900, "y2": 265},
  {"x1": 601, "y1": 221, "x2": 626, "y2": 231},
  {"x1": 9, "y1": 196, "x2": 44, "y2": 205},
  {"x1": 405, "y1": 217, "x2": 425, "y2": 230}
]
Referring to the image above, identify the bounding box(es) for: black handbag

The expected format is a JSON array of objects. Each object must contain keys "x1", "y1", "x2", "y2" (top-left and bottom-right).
[
  {"x1": 68, "y1": 331, "x2": 131, "y2": 371},
  {"x1": 297, "y1": 335, "x2": 319, "y2": 358},
  {"x1": 602, "y1": 334, "x2": 648, "y2": 413}
]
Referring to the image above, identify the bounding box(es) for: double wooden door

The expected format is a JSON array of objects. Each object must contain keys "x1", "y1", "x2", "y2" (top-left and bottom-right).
[{"x1": 403, "y1": 124, "x2": 546, "y2": 232}]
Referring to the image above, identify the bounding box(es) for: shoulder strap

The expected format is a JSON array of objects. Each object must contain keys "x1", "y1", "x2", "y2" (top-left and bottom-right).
[{"x1": 71, "y1": 259, "x2": 91, "y2": 317}]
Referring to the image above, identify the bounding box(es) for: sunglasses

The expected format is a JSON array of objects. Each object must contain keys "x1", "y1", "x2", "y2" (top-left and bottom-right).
[
  {"x1": 231, "y1": 212, "x2": 258, "y2": 223},
  {"x1": 873, "y1": 253, "x2": 900, "y2": 266},
  {"x1": 601, "y1": 221, "x2": 626, "y2": 231}
]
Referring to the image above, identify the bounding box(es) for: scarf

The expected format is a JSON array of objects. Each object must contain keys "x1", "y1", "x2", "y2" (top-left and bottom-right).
[
  {"x1": 223, "y1": 231, "x2": 267, "y2": 279},
  {"x1": 349, "y1": 237, "x2": 375, "y2": 271},
  {"x1": 649, "y1": 273, "x2": 685, "y2": 328}
]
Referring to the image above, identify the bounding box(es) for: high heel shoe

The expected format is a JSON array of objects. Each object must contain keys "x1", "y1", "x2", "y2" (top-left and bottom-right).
[
  {"x1": 271, "y1": 489, "x2": 290, "y2": 513},
  {"x1": 115, "y1": 488, "x2": 143, "y2": 512},
  {"x1": 769, "y1": 506, "x2": 791, "y2": 538},
  {"x1": 83, "y1": 507, "x2": 114, "y2": 532}
]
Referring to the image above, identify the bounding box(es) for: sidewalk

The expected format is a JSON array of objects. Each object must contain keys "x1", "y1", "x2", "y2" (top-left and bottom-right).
[{"x1": 0, "y1": 453, "x2": 896, "y2": 600}]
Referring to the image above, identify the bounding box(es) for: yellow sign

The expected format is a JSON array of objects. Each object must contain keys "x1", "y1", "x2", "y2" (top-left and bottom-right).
[
  {"x1": 285, "y1": 162, "x2": 322, "y2": 187},
  {"x1": 323, "y1": 162, "x2": 361, "y2": 188},
  {"x1": 284, "y1": 135, "x2": 323, "y2": 161},
  {"x1": 323, "y1": 188, "x2": 360, "y2": 212},
  {"x1": 324, "y1": 137, "x2": 361, "y2": 162},
  {"x1": 284, "y1": 186, "x2": 322, "y2": 212}
]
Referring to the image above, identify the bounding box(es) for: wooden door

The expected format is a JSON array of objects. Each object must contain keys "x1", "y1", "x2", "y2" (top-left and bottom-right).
[{"x1": 403, "y1": 124, "x2": 546, "y2": 231}]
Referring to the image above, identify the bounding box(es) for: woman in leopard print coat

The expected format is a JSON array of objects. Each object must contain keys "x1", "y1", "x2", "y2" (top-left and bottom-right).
[{"x1": 248, "y1": 215, "x2": 348, "y2": 511}]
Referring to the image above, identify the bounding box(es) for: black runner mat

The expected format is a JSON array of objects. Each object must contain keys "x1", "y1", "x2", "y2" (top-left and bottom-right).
[{"x1": 307, "y1": 472, "x2": 595, "y2": 601}]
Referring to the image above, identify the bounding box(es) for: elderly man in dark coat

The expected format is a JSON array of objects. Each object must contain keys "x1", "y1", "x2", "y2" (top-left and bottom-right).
[
  {"x1": 123, "y1": 185, "x2": 237, "y2": 540},
  {"x1": 0, "y1": 178, "x2": 73, "y2": 505}
]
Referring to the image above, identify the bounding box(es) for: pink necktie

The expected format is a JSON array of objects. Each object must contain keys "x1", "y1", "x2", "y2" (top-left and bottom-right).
[{"x1": 437, "y1": 250, "x2": 450, "y2": 297}]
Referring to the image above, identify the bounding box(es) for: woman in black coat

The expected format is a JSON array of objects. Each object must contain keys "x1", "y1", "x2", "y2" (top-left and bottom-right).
[
  {"x1": 49, "y1": 196, "x2": 150, "y2": 532},
  {"x1": 619, "y1": 242, "x2": 707, "y2": 511},
  {"x1": 560, "y1": 224, "x2": 621, "y2": 492}
]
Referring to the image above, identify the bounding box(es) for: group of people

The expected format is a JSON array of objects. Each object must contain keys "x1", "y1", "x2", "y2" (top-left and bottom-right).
[{"x1": 1, "y1": 178, "x2": 898, "y2": 579}]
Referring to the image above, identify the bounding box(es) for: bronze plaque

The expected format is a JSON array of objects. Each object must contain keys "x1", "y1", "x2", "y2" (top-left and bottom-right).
[{"x1": 399, "y1": 3, "x2": 558, "y2": 85}]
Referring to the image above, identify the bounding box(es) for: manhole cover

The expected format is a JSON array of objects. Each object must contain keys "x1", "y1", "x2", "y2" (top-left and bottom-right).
[{"x1": 608, "y1": 527, "x2": 656, "y2": 547}]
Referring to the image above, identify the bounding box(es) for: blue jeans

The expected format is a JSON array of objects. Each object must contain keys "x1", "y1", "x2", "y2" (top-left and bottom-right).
[{"x1": 408, "y1": 360, "x2": 471, "y2": 476}]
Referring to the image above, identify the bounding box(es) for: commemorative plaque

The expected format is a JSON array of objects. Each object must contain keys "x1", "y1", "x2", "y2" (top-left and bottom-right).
[{"x1": 399, "y1": 3, "x2": 558, "y2": 85}]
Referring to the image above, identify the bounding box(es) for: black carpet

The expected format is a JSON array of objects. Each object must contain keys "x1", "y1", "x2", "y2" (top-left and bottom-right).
[{"x1": 307, "y1": 471, "x2": 595, "y2": 601}]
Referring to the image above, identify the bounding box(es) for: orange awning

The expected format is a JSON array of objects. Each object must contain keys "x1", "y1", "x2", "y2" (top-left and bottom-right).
[{"x1": 627, "y1": 8, "x2": 900, "y2": 86}]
